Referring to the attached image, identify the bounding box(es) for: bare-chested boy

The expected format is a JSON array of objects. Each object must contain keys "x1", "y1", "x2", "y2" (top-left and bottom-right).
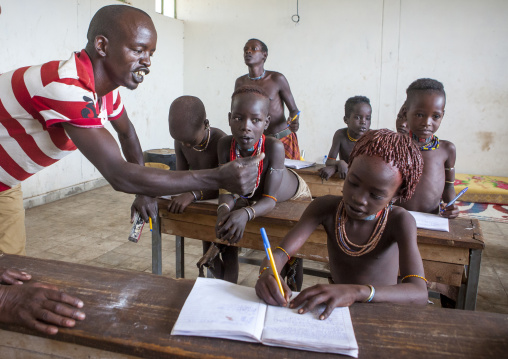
[
  {"x1": 256, "y1": 129, "x2": 428, "y2": 318},
  {"x1": 216, "y1": 86, "x2": 310, "y2": 284},
  {"x1": 319, "y1": 96, "x2": 372, "y2": 180},
  {"x1": 398, "y1": 79, "x2": 458, "y2": 219},
  {"x1": 235, "y1": 39, "x2": 301, "y2": 159},
  {"x1": 168, "y1": 96, "x2": 227, "y2": 274},
  {"x1": 168, "y1": 96, "x2": 226, "y2": 212}
]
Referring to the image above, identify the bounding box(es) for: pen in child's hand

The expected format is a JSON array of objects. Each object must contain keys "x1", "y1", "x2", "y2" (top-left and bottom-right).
[
  {"x1": 260, "y1": 228, "x2": 285, "y2": 298},
  {"x1": 441, "y1": 187, "x2": 468, "y2": 212},
  {"x1": 290, "y1": 111, "x2": 301, "y2": 122},
  {"x1": 149, "y1": 217, "x2": 153, "y2": 232}
]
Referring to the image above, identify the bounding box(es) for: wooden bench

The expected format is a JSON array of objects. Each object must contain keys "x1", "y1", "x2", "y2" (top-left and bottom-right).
[
  {"x1": 152, "y1": 199, "x2": 484, "y2": 310},
  {"x1": 1, "y1": 254, "x2": 506, "y2": 359}
]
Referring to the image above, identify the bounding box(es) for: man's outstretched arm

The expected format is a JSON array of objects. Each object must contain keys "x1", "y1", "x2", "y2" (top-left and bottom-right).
[{"x1": 62, "y1": 123, "x2": 262, "y2": 196}]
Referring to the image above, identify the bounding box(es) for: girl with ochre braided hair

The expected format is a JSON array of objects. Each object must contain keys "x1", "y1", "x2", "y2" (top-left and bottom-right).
[{"x1": 256, "y1": 129, "x2": 429, "y2": 319}]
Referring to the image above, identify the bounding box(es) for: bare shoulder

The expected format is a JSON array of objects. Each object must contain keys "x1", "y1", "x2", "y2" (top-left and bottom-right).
[
  {"x1": 335, "y1": 128, "x2": 348, "y2": 139},
  {"x1": 306, "y1": 195, "x2": 341, "y2": 217},
  {"x1": 217, "y1": 135, "x2": 233, "y2": 152},
  {"x1": 439, "y1": 139, "x2": 456, "y2": 155},
  {"x1": 267, "y1": 71, "x2": 288, "y2": 84},
  {"x1": 211, "y1": 127, "x2": 227, "y2": 140},
  {"x1": 234, "y1": 75, "x2": 248, "y2": 88},
  {"x1": 386, "y1": 206, "x2": 417, "y2": 242},
  {"x1": 264, "y1": 135, "x2": 285, "y2": 161}
]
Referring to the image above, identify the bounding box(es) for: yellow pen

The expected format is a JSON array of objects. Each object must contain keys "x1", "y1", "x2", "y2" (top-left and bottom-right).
[
  {"x1": 149, "y1": 217, "x2": 153, "y2": 232},
  {"x1": 290, "y1": 111, "x2": 301, "y2": 122},
  {"x1": 260, "y1": 228, "x2": 284, "y2": 297}
]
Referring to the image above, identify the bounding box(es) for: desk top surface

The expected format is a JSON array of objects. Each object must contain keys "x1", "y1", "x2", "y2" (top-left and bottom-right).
[
  {"x1": 157, "y1": 199, "x2": 484, "y2": 249},
  {"x1": 0, "y1": 255, "x2": 505, "y2": 359}
]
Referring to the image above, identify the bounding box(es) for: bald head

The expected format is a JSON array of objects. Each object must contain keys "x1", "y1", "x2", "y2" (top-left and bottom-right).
[
  {"x1": 86, "y1": 5, "x2": 152, "y2": 47},
  {"x1": 169, "y1": 96, "x2": 207, "y2": 139}
]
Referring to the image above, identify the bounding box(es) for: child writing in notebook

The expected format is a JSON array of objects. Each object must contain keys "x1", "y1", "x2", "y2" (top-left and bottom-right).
[
  {"x1": 319, "y1": 96, "x2": 372, "y2": 180},
  {"x1": 216, "y1": 86, "x2": 311, "y2": 284},
  {"x1": 168, "y1": 96, "x2": 227, "y2": 274},
  {"x1": 256, "y1": 129, "x2": 428, "y2": 319},
  {"x1": 397, "y1": 79, "x2": 459, "y2": 219}
]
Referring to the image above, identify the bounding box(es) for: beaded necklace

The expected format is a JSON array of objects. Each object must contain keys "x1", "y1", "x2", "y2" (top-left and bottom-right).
[
  {"x1": 410, "y1": 131, "x2": 440, "y2": 151},
  {"x1": 192, "y1": 126, "x2": 211, "y2": 152},
  {"x1": 248, "y1": 70, "x2": 266, "y2": 81},
  {"x1": 334, "y1": 200, "x2": 390, "y2": 257},
  {"x1": 347, "y1": 130, "x2": 358, "y2": 142},
  {"x1": 230, "y1": 135, "x2": 265, "y2": 198}
]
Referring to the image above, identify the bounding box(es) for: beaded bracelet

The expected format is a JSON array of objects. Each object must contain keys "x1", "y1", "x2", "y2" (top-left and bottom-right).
[
  {"x1": 217, "y1": 203, "x2": 231, "y2": 213},
  {"x1": 262, "y1": 194, "x2": 277, "y2": 202},
  {"x1": 243, "y1": 207, "x2": 253, "y2": 221},
  {"x1": 275, "y1": 246, "x2": 290, "y2": 261},
  {"x1": 198, "y1": 190, "x2": 204, "y2": 201},
  {"x1": 401, "y1": 274, "x2": 428, "y2": 283},
  {"x1": 363, "y1": 284, "x2": 375, "y2": 303},
  {"x1": 258, "y1": 266, "x2": 270, "y2": 278},
  {"x1": 328, "y1": 157, "x2": 336, "y2": 161}
]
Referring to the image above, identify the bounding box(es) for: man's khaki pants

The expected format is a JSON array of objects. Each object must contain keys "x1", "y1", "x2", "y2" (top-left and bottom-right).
[{"x1": 0, "y1": 184, "x2": 26, "y2": 255}]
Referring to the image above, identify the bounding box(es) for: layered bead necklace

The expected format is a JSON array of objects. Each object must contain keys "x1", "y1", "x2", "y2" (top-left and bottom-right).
[
  {"x1": 410, "y1": 131, "x2": 440, "y2": 151},
  {"x1": 192, "y1": 126, "x2": 211, "y2": 152},
  {"x1": 230, "y1": 135, "x2": 265, "y2": 198},
  {"x1": 335, "y1": 200, "x2": 390, "y2": 257}
]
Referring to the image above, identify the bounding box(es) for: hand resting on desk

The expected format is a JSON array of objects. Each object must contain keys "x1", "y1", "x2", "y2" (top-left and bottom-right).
[{"x1": 0, "y1": 269, "x2": 85, "y2": 335}]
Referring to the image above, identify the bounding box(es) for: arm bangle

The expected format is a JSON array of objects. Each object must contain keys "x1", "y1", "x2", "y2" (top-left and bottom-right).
[
  {"x1": 262, "y1": 194, "x2": 277, "y2": 202},
  {"x1": 217, "y1": 203, "x2": 230, "y2": 213},
  {"x1": 258, "y1": 266, "x2": 270, "y2": 278},
  {"x1": 276, "y1": 246, "x2": 290, "y2": 261},
  {"x1": 243, "y1": 206, "x2": 252, "y2": 221},
  {"x1": 401, "y1": 274, "x2": 428, "y2": 283},
  {"x1": 191, "y1": 191, "x2": 198, "y2": 201},
  {"x1": 363, "y1": 284, "x2": 375, "y2": 303},
  {"x1": 248, "y1": 206, "x2": 256, "y2": 219}
]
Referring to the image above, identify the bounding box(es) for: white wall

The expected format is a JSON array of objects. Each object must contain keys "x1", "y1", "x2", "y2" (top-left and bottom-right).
[
  {"x1": 0, "y1": 0, "x2": 184, "y2": 204},
  {"x1": 178, "y1": 0, "x2": 508, "y2": 176}
]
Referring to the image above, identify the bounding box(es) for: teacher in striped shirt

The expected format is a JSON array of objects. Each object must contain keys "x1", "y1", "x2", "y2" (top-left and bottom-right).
[{"x1": 0, "y1": 5, "x2": 262, "y2": 256}]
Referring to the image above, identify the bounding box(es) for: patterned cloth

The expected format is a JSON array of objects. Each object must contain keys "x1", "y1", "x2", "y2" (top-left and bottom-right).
[
  {"x1": 0, "y1": 50, "x2": 124, "y2": 191},
  {"x1": 279, "y1": 132, "x2": 300, "y2": 160},
  {"x1": 454, "y1": 174, "x2": 508, "y2": 205}
]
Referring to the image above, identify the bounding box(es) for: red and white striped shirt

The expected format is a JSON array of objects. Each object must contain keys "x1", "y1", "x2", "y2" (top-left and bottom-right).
[{"x1": 0, "y1": 50, "x2": 124, "y2": 191}]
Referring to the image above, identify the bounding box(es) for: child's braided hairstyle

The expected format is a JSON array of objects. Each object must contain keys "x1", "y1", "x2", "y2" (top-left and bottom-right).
[{"x1": 349, "y1": 129, "x2": 423, "y2": 201}]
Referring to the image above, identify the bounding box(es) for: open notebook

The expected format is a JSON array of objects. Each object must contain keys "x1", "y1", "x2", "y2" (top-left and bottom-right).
[
  {"x1": 408, "y1": 211, "x2": 449, "y2": 232},
  {"x1": 171, "y1": 278, "x2": 358, "y2": 357},
  {"x1": 284, "y1": 159, "x2": 316, "y2": 169}
]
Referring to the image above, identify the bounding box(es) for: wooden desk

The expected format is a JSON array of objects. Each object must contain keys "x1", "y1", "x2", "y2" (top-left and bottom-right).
[
  {"x1": 1, "y1": 255, "x2": 506, "y2": 359},
  {"x1": 293, "y1": 164, "x2": 344, "y2": 197},
  {"x1": 153, "y1": 199, "x2": 484, "y2": 310}
]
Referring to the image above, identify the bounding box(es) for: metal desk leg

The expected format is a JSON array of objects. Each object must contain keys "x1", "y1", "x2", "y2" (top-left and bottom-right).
[
  {"x1": 464, "y1": 249, "x2": 482, "y2": 311},
  {"x1": 176, "y1": 235, "x2": 185, "y2": 278},
  {"x1": 151, "y1": 215, "x2": 162, "y2": 275}
]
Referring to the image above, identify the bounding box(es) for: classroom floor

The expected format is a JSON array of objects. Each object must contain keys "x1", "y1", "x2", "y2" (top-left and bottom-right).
[{"x1": 24, "y1": 185, "x2": 508, "y2": 314}]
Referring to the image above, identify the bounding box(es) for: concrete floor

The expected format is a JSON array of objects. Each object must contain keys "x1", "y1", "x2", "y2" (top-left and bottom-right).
[{"x1": 25, "y1": 185, "x2": 508, "y2": 314}]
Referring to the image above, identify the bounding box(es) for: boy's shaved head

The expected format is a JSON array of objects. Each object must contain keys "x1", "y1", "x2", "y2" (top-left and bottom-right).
[
  {"x1": 349, "y1": 129, "x2": 423, "y2": 201},
  {"x1": 231, "y1": 85, "x2": 270, "y2": 112},
  {"x1": 169, "y1": 96, "x2": 206, "y2": 131},
  {"x1": 406, "y1": 78, "x2": 446, "y2": 107},
  {"x1": 87, "y1": 5, "x2": 151, "y2": 44}
]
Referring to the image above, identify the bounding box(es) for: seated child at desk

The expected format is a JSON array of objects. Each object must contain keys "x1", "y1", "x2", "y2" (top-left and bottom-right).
[
  {"x1": 168, "y1": 96, "x2": 226, "y2": 273},
  {"x1": 216, "y1": 86, "x2": 311, "y2": 285},
  {"x1": 256, "y1": 129, "x2": 428, "y2": 319},
  {"x1": 397, "y1": 79, "x2": 459, "y2": 219},
  {"x1": 319, "y1": 96, "x2": 372, "y2": 180}
]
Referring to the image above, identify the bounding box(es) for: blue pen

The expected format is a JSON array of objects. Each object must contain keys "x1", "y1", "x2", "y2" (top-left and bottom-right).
[
  {"x1": 260, "y1": 228, "x2": 285, "y2": 297},
  {"x1": 444, "y1": 187, "x2": 469, "y2": 208},
  {"x1": 286, "y1": 111, "x2": 301, "y2": 128}
]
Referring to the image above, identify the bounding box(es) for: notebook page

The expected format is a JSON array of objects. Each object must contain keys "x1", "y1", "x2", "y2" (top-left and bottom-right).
[
  {"x1": 408, "y1": 211, "x2": 449, "y2": 232},
  {"x1": 261, "y1": 304, "x2": 358, "y2": 357},
  {"x1": 284, "y1": 159, "x2": 316, "y2": 169},
  {"x1": 171, "y1": 278, "x2": 266, "y2": 342}
]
